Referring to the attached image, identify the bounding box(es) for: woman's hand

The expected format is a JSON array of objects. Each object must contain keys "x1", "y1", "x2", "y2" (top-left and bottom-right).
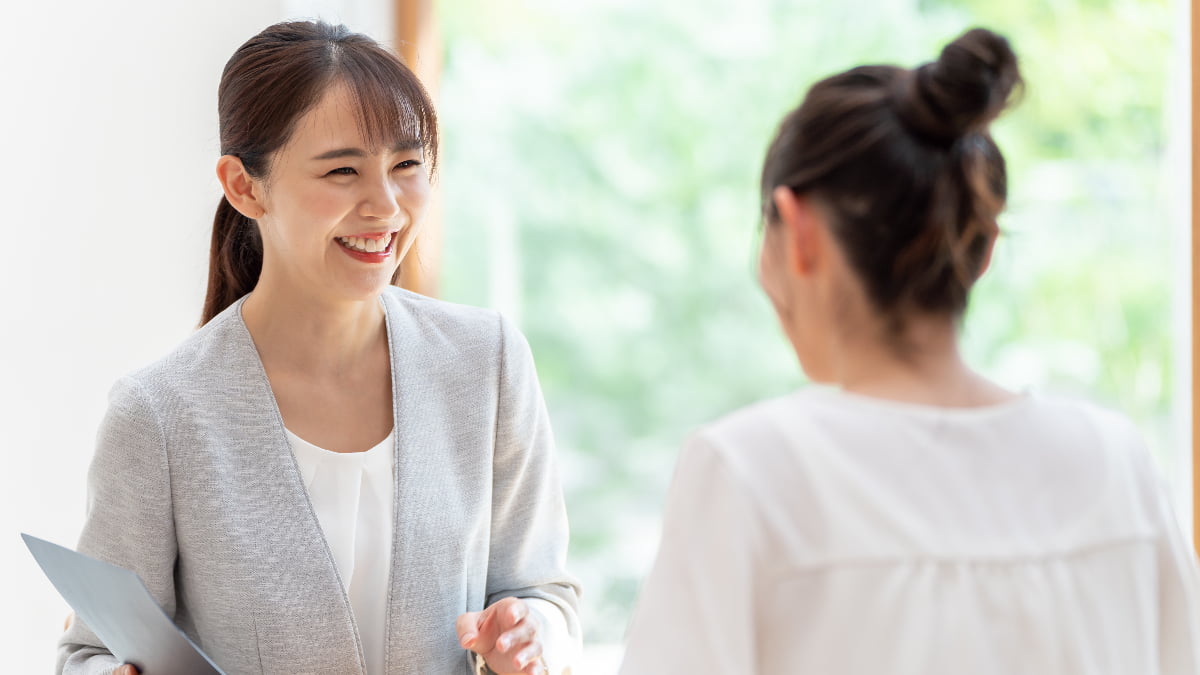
[
  {"x1": 456, "y1": 597, "x2": 546, "y2": 675},
  {"x1": 62, "y1": 614, "x2": 140, "y2": 675}
]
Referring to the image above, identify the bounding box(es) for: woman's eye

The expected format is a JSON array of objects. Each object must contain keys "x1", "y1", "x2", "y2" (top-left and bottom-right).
[
  {"x1": 395, "y1": 160, "x2": 422, "y2": 170},
  {"x1": 327, "y1": 167, "x2": 357, "y2": 176}
]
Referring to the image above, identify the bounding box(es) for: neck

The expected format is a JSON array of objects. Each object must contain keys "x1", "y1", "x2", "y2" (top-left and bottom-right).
[
  {"x1": 829, "y1": 313, "x2": 1012, "y2": 408},
  {"x1": 240, "y1": 278, "x2": 387, "y2": 376}
]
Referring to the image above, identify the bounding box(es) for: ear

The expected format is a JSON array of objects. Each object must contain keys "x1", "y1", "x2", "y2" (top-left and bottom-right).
[
  {"x1": 216, "y1": 155, "x2": 266, "y2": 220},
  {"x1": 771, "y1": 186, "x2": 823, "y2": 277}
]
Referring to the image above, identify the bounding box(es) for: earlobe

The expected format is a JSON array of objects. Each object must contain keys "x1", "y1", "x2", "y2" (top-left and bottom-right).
[{"x1": 216, "y1": 155, "x2": 265, "y2": 219}]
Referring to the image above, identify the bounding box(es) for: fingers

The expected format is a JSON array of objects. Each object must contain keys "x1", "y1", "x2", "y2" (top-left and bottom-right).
[
  {"x1": 461, "y1": 597, "x2": 526, "y2": 653},
  {"x1": 513, "y1": 642, "x2": 545, "y2": 675},
  {"x1": 482, "y1": 599, "x2": 545, "y2": 674},
  {"x1": 461, "y1": 598, "x2": 548, "y2": 673},
  {"x1": 495, "y1": 617, "x2": 535, "y2": 654},
  {"x1": 490, "y1": 596, "x2": 528, "y2": 632},
  {"x1": 489, "y1": 627, "x2": 544, "y2": 674},
  {"x1": 119, "y1": 666, "x2": 139, "y2": 675}
]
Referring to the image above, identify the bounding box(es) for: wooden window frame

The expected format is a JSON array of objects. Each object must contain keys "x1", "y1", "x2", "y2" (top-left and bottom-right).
[{"x1": 394, "y1": 0, "x2": 441, "y2": 297}]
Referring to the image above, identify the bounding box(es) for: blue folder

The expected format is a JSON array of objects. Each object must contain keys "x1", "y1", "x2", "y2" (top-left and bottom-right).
[{"x1": 22, "y1": 533, "x2": 225, "y2": 675}]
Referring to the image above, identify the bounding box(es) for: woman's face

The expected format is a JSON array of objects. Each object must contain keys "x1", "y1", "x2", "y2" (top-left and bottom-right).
[{"x1": 253, "y1": 80, "x2": 431, "y2": 304}]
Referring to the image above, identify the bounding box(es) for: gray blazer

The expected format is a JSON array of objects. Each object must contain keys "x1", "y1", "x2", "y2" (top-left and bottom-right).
[{"x1": 58, "y1": 288, "x2": 581, "y2": 674}]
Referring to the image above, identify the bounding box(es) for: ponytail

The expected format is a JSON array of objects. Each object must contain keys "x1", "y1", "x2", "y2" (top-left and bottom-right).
[{"x1": 200, "y1": 196, "x2": 262, "y2": 325}]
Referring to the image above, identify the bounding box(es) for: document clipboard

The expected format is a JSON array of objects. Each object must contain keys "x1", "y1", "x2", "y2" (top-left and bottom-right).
[{"x1": 22, "y1": 533, "x2": 225, "y2": 675}]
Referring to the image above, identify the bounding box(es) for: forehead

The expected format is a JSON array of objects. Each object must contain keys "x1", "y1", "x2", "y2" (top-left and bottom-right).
[
  {"x1": 288, "y1": 82, "x2": 370, "y2": 151},
  {"x1": 286, "y1": 80, "x2": 421, "y2": 156}
]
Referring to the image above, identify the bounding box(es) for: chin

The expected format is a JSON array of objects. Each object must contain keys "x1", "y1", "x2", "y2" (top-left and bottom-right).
[{"x1": 335, "y1": 271, "x2": 398, "y2": 303}]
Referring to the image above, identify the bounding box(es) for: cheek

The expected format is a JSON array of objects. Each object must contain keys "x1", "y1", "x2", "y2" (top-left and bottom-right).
[
  {"x1": 294, "y1": 184, "x2": 347, "y2": 222},
  {"x1": 282, "y1": 188, "x2": 350, "y2": 244},
  {"x1": 403, "y1": 177, "x2": 433, "y2": 219}
]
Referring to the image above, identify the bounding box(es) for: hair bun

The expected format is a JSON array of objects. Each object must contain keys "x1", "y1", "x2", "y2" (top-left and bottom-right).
[{"x1": 894, "y1": 28, "x2": 1022, "y2": 145}]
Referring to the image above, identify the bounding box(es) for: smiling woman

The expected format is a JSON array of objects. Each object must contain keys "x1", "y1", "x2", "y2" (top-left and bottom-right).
[
  {"x1": 201, "y1": 22, "x2": 438, "y2": 325},
  {"x1": 57, "y1": 21, "x2": 580, "y2": 675}
]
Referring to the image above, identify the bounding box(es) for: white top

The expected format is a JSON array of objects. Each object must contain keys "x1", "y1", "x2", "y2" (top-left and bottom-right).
[
  {"x1": 287, "y1": 428, "x2": 395, "y2": 675},
  {"x1": 287, "y1": 429, "x2": 576, "y2": 675},
  {"x1": 620, "y1": 388, "x2": 1200, "y2": 675}
]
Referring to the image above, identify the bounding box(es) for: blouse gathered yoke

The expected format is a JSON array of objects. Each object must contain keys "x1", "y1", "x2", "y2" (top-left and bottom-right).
[{"x1": 57, "y1": 287, "x2": 582, "y2": 675}]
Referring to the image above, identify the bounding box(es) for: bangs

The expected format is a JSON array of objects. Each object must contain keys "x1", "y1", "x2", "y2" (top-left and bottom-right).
[{"x1": 334, "y1": 46, "x2": 439, "y2": 174}]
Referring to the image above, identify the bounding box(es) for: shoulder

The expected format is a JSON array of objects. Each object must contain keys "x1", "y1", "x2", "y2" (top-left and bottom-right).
[
  {"x1": 690, "y1": 388, "x2": 833, "y2": 467},
  {"x1": 381, "y1": 287, "x2": 518, "y2": 354},
  {"x1": 1033, "y1": 392, "x2": 1160, "y2": 475},
  {"x1": 665, "y1": 393, "x2": 833, "y2": 561},
  {"x1": 1017, "y1": 393, "x2": 1175, "y2": 539},
  {"x1": 678, "y1": 391, "x2": 825, "y2": 497},
  {"x1": 383, "y1": 286, "x2": 503, "y2": 334},
  {"x1": 1016, "y1": 392, "x2": 1148, "y2": 460},
  {"x1": 118, "y1": 297, "x2": 260, "y2": 400},
  {"x1": 381, "y1": 288, "x2": 540, "y2": 388}
]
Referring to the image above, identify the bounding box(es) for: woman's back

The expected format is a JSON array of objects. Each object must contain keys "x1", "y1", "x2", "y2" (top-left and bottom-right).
[
  {"x1": 620, "y1": 26, "x2": 1199, "y2": 675},
  {"x1": 621, "y1": 390, "x2": 1200, "y2": 673}
]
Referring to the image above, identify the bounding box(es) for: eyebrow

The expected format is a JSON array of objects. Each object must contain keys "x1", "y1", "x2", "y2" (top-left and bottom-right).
[{"x1": 311, "y1": 140, "x2": 423, "y2": 161}]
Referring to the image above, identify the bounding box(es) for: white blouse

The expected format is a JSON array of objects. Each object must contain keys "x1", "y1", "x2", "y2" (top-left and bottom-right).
[
  {"x1": 287, "y1": 429, "x2": 576, "y2": 675},
  {"x1": 620, "y1": 388, "x2": 1200, "y2": 674},
  {"x1": 287, "y1": 428, "x2": 395, "y2": 675}
]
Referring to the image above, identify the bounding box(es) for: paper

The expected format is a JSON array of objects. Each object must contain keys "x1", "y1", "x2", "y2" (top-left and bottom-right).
[{"x1": 22, "y1": 533, "x2": 225, "y2": 675}]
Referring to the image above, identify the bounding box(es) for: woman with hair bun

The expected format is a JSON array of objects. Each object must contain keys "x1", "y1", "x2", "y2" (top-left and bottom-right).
[
  {"x1": 58, "y1": 21, "x2": 579, "y2": 675},
  {"x1": 620, "y1": 28, "x2": 1199, "y2": 674}
]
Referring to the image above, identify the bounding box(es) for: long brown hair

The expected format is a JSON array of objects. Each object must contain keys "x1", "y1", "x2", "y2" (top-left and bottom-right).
[
  {"x1": 201, "y1": 21, "x2": 438, "y2": 325},
  {"x1": 760, "y1": 28, "x2": 1022, "y2": 337}
]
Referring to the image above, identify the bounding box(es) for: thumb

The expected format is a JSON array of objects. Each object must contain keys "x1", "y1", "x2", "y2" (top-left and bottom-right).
[
  {"x1": 120, "y1": 666, "x2": 139, "y2": 675},
  {"x1": 456, "y1": 611, "x2": 484, "y2": 650}
]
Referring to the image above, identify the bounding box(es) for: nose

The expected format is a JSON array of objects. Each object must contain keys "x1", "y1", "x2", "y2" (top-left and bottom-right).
[{"x1": 358, "y1": 175, "x2": 403, "y2": 221}]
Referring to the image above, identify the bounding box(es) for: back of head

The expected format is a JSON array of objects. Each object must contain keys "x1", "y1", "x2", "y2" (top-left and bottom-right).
[
  {"x1": 760, "y1": 28, "x2": 1022, "y2": 335},
  {"x1": 201, "y1": 21, "x2": 438, "y2": 325}
]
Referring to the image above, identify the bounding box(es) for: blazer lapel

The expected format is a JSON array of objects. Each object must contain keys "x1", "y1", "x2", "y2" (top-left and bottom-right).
[{"x1": 223, "y1": 298, "x2": 368, "y2": 673}]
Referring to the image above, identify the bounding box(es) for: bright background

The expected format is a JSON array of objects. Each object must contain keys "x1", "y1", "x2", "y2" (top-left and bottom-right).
[
  {"x1": 0, "y1": 0, "x2": 1190, "y2": 671},
  {"x1": 437, "y1": 0, "x2": 1193, "y2": 653}
]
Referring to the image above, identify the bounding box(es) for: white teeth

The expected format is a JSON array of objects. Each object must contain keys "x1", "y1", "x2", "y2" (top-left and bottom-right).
[{"x1": 338, "y1": 234, "x2": 392, "y2": 253}]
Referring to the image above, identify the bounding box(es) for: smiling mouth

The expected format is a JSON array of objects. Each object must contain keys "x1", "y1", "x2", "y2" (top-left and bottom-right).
[{"x1": 336, "y1": 232, "x2": 397, "y2": 254}]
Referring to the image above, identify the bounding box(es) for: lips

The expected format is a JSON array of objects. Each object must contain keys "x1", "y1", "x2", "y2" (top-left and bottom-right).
[{"x1": 335, "y1": 231, "x2": 398, "y2": 263}]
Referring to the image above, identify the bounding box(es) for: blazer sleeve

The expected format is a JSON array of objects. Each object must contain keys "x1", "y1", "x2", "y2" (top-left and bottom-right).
[
  {"x1": 483, "y1": 314, "x2": 582, "y2": 654},
  {"x1": 58, "y1": 377, "x2": 178, "y2": 675}
]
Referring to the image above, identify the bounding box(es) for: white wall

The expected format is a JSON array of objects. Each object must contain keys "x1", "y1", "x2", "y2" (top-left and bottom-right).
[{"x1": 0, "y1": 0, "x2": 393, "y2": 667}]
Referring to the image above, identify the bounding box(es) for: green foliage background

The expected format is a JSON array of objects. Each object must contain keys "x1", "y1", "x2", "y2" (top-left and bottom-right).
[{"x1": 434, "y1": 0, "x2": 1179, "y2": 641}]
